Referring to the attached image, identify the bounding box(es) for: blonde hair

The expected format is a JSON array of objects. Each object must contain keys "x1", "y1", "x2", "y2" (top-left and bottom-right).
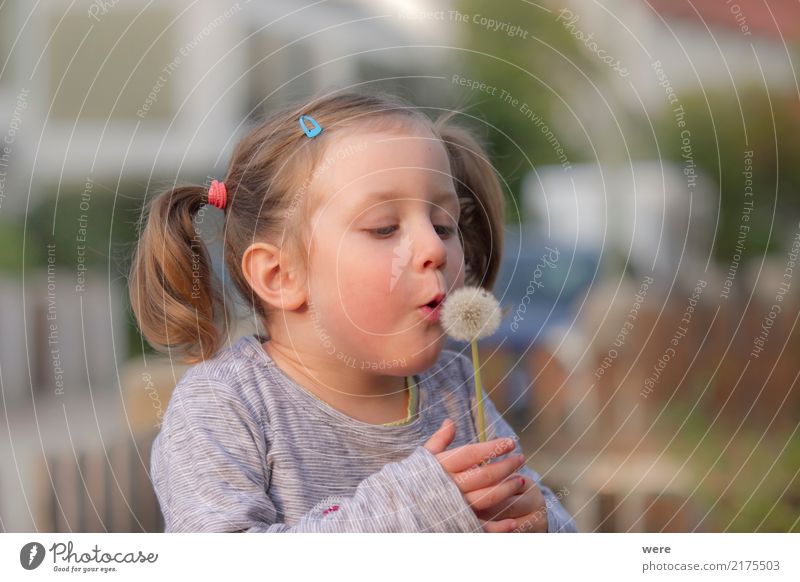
[{"x1": 129, "y1": 90, "x2": 505, "y2": 363}]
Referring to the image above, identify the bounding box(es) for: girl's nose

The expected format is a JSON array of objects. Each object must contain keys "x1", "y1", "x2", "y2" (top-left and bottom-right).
[{"x1": 412, "y1": 220, "x2": 448, "y2": 272}]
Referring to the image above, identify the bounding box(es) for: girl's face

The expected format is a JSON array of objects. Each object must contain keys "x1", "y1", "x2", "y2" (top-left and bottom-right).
[{"x1": 304, "y1": 125, "x2": 465, "y2": 372}]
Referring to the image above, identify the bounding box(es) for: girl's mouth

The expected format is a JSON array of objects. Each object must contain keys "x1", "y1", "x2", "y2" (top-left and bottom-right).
[{"x1": 419, "y1": 295, "x2": 444, "y2": 323}]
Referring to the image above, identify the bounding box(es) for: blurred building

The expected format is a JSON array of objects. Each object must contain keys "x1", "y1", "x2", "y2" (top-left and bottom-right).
[
  {"x1": 0, "y1": 0, "x2": 457, "y2": 215},
  {"x1": 523, "y1": 161, "x2": 716, "y2": 283},
  {"x1": 561, "y1": 0, "x2": 799, "y2": 112}
]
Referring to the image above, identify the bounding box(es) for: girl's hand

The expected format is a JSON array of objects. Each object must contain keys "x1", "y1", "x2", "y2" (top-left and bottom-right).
[
  {"x1": 474, "y1": 473, "x2": 548, "y2": 532},
  {"x1": 424, "y1": 419, "x2": 529, "y2": 532}
]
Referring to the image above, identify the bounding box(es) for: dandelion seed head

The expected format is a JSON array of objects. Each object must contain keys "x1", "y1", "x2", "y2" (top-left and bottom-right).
[{"x1": 441, "y1": 286, "x2": 501, "y2": 342}]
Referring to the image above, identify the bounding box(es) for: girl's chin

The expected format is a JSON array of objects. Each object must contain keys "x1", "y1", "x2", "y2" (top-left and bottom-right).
[
  {"x1": 408, "y1": 339, "x2": 446, "y2": 365},
  {"x1": 360, "y1": 341, "x2": 444, "y2": 374}
]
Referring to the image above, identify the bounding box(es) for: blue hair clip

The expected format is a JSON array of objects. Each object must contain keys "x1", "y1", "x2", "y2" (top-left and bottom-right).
[{"x1": 299, "y1": 114, "x2": 322, "y2": 138}]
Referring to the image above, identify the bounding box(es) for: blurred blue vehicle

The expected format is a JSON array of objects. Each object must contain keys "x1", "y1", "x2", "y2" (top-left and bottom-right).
[{"x1": 445, "y1": 225, "x2": 599, "y2": 354}]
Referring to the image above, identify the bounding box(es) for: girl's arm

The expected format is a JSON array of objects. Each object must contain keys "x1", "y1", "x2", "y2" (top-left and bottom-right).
[
  {"x1": 470, "y1": 387, "x2": 578, "y2": 533},
  {"x1": 151, "y1": 379, "x2": 483, "y2": 533}
]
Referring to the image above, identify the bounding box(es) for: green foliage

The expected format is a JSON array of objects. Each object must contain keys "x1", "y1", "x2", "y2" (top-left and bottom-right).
[
  {"x1": 0, "y1": 218, "x2": 44, "y2": 273},
  {"x1": 655, "y1": 87, "x2": 800, "y2": 260},
  {"x1": 26, "y1": 182, "x2": 143, "y2": 274},
  {"x1": 455, "y1": 0, "x2": 598, "y2": 223},
  {"x1": 24, "y1": 183, "x2": 148, "y2": 357}
]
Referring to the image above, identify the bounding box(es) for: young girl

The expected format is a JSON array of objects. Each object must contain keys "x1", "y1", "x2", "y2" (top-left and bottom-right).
[{"x1": 129, "y1": 91, "x2": 577, "y2": 533}]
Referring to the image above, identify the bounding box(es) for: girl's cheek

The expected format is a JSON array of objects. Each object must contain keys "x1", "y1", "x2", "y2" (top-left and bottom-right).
[
  {"x1": 344, "y1": 241, "x2": 394, "y2": 281},
  {"x1": 450, "y1": 249, "x2": 467, "y2": 288},
  {"x1": 336, "y1": 251, "x2": 390, "y2": 298},
  {"x1": 454, "y1": 268, "x2": 465, "y2": 289}
]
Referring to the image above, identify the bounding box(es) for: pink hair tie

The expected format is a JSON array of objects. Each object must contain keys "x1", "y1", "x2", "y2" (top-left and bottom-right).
[{"x1": 207, "y1": 179, "x2": 227, "y2": 210}]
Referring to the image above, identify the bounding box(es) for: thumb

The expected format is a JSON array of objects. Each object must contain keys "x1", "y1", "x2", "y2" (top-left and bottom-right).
[{"x1": 424, "y1": 418, "x2": 455, "y2": 455}]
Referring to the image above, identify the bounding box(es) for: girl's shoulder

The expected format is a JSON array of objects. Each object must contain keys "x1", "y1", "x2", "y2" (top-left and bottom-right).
[
  {"x1": 167, "y1": 334, "x2": 273, "y2": 412},
  {"x1": 180, "y1": 333, "x2": 262, "y2": 377}
]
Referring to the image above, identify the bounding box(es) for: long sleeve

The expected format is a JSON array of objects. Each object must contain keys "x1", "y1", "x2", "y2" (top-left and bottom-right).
[
  {"x1": 151, "y1": 378, "x2": 484, "y2": 533},
  {"x1": 471, "y1": 385, "x2": 578, "y2": 533}
]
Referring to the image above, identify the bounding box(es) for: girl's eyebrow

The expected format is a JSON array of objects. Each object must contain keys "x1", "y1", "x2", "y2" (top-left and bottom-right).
[{"x1": 352, "y1": 189, "x2": 459, "y2": 210}]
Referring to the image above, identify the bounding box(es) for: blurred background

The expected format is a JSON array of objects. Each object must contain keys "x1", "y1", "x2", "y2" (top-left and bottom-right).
[{"x1": 0, "y1": 0, "x2": 798, "y2": 533}]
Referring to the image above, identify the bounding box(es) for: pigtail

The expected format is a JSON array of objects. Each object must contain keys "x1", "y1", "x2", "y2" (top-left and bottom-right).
[
  {"x1": 435, "y1": 119, "x2": 506, "y2": 291},
  {"x1": 129, "y1": 185, "x2": 230, "y2": 364}
]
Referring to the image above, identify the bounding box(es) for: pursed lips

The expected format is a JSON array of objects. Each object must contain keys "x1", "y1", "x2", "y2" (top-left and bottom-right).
[{"x1": 419, "y1": 292, "x2": 445, "y2": 322}]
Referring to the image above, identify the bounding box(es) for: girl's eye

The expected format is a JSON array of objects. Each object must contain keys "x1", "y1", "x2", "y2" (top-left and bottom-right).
[
  {"x1": 366, "y1": 224, "x2": 456, "y2": 238},
  {"x1": 435, "y1": 225, "x2": 456, "y2": 238},
  {"x1": 368, "y1": 225, "x2": 399, "y2": 237}
]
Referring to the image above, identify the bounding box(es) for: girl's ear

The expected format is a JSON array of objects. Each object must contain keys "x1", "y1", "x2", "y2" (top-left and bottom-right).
[{"x1": 241, "y1": 242, "x2": 307, "y2": 311}]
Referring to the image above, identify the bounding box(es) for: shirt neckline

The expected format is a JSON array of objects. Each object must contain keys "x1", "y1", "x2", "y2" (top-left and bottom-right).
[
  {"x1": 241, "y1": 334, "x2": 425, "y2": 432},
  {"x1": 381, "y1": 375, "x2": 418, "y2": 426}
]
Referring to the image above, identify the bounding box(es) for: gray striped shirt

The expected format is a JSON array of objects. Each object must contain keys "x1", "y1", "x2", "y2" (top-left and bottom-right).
[{"x1": 151, "y1": 334, "x2": 578, "y2": 533}]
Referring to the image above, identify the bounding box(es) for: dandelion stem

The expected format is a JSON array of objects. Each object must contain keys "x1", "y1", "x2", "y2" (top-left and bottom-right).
[{"x1": 471, "y1": 340, "x2": 486, "y2": 442}]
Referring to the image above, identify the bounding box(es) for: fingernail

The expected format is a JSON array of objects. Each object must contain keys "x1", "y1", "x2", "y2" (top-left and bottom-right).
[{"x1": 519, "y1": 477, "x2": 525, "y2": 487}]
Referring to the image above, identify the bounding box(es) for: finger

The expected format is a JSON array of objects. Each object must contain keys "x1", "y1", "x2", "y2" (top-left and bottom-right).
[
  {"x1": 474, "y1": 493, "x2": 523, "y2": 522},
  {"x1": 510, "y1": 509, "x2": 548, "y2": 533},
  {"x1": 480, "y1": 518, "x2": 518, "y2": 533},
  {"x1": 464, "y1": 475, "x2": 526, "y2": 512},
  {"x1": 453, "y1": 454, "x2": 526, "y2": 493},
  {"x1": 476, "y1": 475, "x2": 543, "y2": 518},
  {"x1": 423, "y1": 419, "x2": 455, "y2": 455},
  {"x1": 437, "y1": 437, "x2": 518, "y2": 473}
]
